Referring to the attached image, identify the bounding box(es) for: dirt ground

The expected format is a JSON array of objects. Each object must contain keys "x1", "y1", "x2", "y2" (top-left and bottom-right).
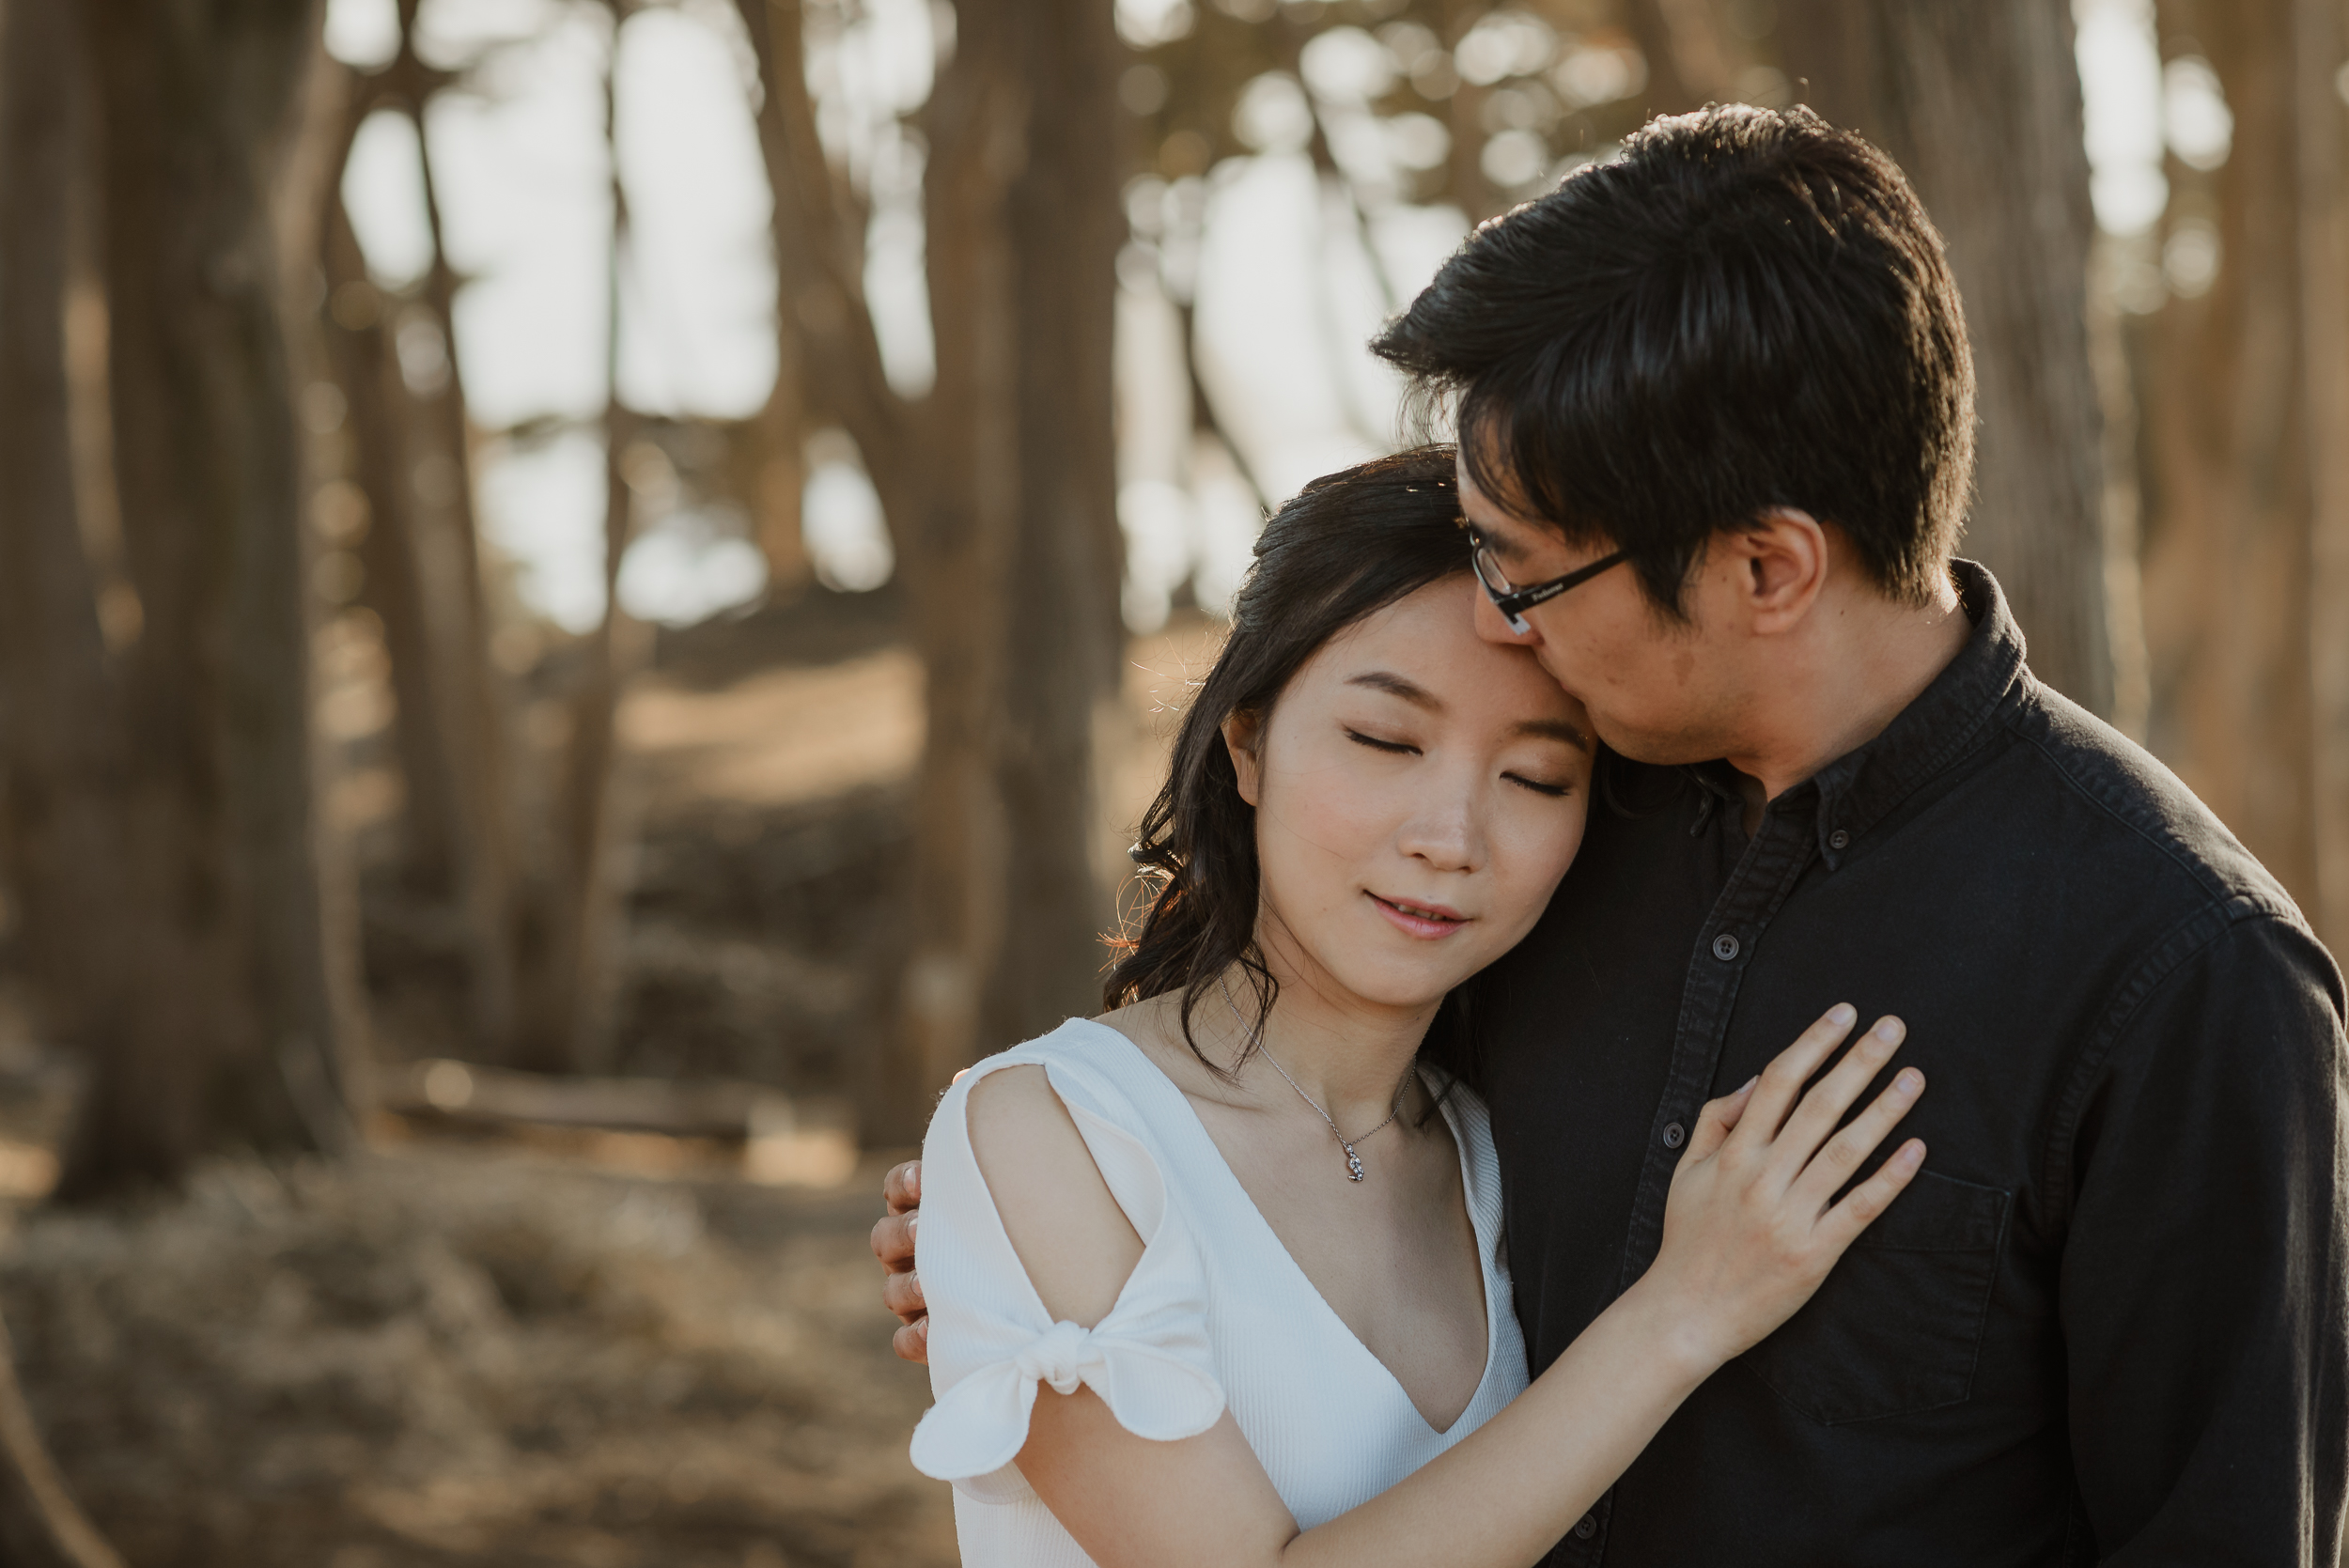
[
  {"x1": 0, "y1": 582, "x2": 1223, "y2": 1566},
  {"x1": 0, "y1": 1141, "x2": 956, "y2": 1567}
]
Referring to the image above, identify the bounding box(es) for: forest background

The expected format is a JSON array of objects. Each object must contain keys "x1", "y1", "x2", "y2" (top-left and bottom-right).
[{"x1": 0, "y1": 0, "x2": 2341, "y2": 1561}]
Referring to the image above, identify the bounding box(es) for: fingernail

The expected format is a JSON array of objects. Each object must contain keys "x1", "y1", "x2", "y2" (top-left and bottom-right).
[
  {"x1": 1894, "y1": 1067, "x2": 1922, "y2": 1095},
  {"x1": 1873, "y1": 1017, "x2": 1904, "y2": 1044},
  {"x1": 908, "y1": 1160, "x2": 922, "y2": 1191},
  {"x1": 1828, "y1": 1002, "x2": 1857, "y2": 1027},
  {"x1": 916, "y1": 1316, "x2": 929, "y2": 1338},
  {"x1": 907, "y1": 1214, "x2": 918, "y2": 1240},
  {"x1": 1897, "y1": 1141, "x2": 1924, "y2": 1169},
  {"x1": 1738, "y1": 1076, "x2": 1759, "y2": 1094}
]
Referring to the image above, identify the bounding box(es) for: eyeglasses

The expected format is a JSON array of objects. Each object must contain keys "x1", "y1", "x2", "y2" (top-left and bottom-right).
[{"x1": 1464, "y1": 522, "x2": 1628, "y2": 634}]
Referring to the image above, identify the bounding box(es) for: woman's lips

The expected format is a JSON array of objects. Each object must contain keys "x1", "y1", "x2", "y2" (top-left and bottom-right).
[{"x1": 1367, "y1": 892, "x2": 1470, "y2": 939}]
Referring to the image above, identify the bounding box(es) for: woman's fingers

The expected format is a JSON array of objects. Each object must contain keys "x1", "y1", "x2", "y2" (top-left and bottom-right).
[
  {"x1": 1683, "y1": 1077, "x2": 1759, "y2": 1161},
  {"x1": 1726, "y1": 1003, "x2": 1860, "y2": 1157},
  {"x1": 1769, "y1": 1016, "x2": 1907, "y2": 1179},
  {"x1": 1786, "y1": 1065, "x2": 1926, "y2": 1214},
  {"x1": 1814, "y1": 1137, "x2": 1927, "y2": 1252}
]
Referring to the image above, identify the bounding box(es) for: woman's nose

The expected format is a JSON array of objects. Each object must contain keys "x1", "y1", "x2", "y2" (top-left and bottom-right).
[{"x1": 1395, "y1": 792, "x2": 1483, "y2": 871}]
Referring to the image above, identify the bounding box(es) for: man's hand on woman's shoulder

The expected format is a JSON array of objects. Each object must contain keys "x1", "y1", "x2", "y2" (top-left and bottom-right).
[{"x1": 874, "y1": 1158, "x2": 928, "y2": 1363}]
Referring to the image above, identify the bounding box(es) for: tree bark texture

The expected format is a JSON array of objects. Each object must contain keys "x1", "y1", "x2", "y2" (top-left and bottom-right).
[
  {"x1": 984, "y1": 0, "x2": 1127, "y2": 1061},
  {"x1": 737, "y1": 0, "x2": 1124, "y2": 1137},
  {"x1": 0, "y1": 0, "x2": 140, "y2": 1064},
  {"x1": 1778, "y1": 0, "x2": 2121, "y2": 717},
  {"x1": 2137, "y1": 0, "x2": 2349, "y2": 947},
  {"x1": 60, "y1": 0, "x2": 347, "y2": 1190}
]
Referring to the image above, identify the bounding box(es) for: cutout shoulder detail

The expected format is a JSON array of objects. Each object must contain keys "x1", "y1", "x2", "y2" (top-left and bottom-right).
[
  {"x1": 967, "y1": 1065, "x2": 1144, "y2": 1327},
  {"x1": 910, "y1": 1048, "x2": 1225, "y2": 1498}
]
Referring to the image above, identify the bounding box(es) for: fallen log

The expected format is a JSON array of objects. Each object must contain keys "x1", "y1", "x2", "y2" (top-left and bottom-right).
[{"x1": 381, "y1": 1061, "x2": 859, "y2": 1186}]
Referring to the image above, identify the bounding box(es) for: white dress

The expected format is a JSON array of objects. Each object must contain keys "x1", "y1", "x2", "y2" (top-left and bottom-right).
[{"x1": 910, "y1": 1017, "x2": 1529, "y2": 1567}]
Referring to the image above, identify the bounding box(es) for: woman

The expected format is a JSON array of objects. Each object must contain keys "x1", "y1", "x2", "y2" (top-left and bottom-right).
[{"x1": 906, "y1": 447, "x2": 1926, "y2": 1566}]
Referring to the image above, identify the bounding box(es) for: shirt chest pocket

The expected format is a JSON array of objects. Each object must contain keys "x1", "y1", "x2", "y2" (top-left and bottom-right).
[{"x1": 1736, "y1": 1170, "x2": 2012, "y2": 1425}]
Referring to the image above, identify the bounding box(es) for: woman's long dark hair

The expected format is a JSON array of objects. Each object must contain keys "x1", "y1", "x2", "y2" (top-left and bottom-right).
[{"x1": 1103, "y1": 445, "x2": 1478, "y2": 1076}]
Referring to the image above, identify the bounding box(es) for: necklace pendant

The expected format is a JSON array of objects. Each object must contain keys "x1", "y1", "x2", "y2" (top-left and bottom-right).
[{"x1": 1344, "y1": 1145, "x2": 1365, "y2": 1182}]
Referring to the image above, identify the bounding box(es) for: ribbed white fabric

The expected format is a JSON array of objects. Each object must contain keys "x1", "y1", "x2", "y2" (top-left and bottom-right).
[{"x1": 910, "y1": 1017, "x2": 1528, "y2": 1566}]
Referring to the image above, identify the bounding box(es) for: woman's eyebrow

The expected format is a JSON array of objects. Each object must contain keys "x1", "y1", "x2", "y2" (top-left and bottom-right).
[
  {"x1": 1346, "y1": 671, "x2": 1439, "y2": 707},
  {"x1": 1515, "y1": 717, "x2": 1594, "y2": 753}
]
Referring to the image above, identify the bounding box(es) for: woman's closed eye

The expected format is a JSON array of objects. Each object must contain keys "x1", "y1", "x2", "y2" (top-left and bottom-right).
[
  {"x1": 1344, "y1": 727, "x2": 1419, "y2": 755},
  {"x1": 1503, "y1": 770, "x2": 1575, "y2": 799}
]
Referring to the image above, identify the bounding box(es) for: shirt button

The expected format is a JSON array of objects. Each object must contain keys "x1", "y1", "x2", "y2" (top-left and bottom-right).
[
  {"x1": 1712, "y1": 932, "x2": 1740, "y2": 961},
  {"x1": 1574, "y1": 1513, "x2": 1599, "y2": 1539},
  {"x1": 1828, "y1": 829, "x2": 1851, "y2": 850},
  {"x1": 1662, "y1": 1122, "x2": 1687, "y2": 1149}
]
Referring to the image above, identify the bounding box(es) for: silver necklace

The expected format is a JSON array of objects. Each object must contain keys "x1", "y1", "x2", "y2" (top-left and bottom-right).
[{"x1": 1220, "y1": 979, "x2": 1414, "y2": 1183}]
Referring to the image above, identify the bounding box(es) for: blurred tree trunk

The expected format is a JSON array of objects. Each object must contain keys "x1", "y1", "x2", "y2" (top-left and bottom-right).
[
  {"x1": 737, "y1": 0, "x2": 1124, "y2": 1138},
  {"x1": 323, "y1": 204, "x2": 469, "y2": 895},
  {"x1": 986, "y1": 0, "x2": 1126, "y2": 1061},
  {"x1": 1635, "y1": 0, "x2": 1734, "y2": 111},
  {"x1": 316, "y1": 8, "x2": 523, "y2": 1060},
  {"x1": 752, "y1": 294, "x2": 811, "y2": 595},
  {"x1": 0, "y1": 0, "x2": 143, "y2": 1079},
  {"x1": 2137, "y1": 0, "x2": 2349, "y2": 948},
  {"x1": 512, "y1": 31, "x2": 643, "y2": 1073},
  {"x1": 389, "y1": 0, "x2": 524, "y2": 1054},
  {"x1": 54, "y1": 0, "x2": 350, "y2": 1192},
  {"x1": 1779, "y1": 0, "x2": 2123, "y2": 719}
]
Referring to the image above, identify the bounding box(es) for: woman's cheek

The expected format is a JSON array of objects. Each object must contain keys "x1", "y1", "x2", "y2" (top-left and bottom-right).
[{"x1": 1491, "y1": 797, "x2": 1588, "y2": 925}]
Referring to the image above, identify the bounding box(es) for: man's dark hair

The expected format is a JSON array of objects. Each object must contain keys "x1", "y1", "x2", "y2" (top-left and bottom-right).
[{"x1": 1372, "y1": 103, "x2": 1975, "y2": 617}]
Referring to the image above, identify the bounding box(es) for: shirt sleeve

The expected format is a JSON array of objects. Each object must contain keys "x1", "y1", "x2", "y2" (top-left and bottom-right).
[
  {"x1": 907, "y1": 1056, "x2": 1227, "y2": 1503},
  {"x1": 2059, "y1": 910, "x2": 2349, "y2": 1564}
]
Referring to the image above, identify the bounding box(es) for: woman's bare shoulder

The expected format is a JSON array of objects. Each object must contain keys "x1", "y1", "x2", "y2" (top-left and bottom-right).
[{"x1": 965, "y1": 1065, "x2": 1144, "y2": 1326}]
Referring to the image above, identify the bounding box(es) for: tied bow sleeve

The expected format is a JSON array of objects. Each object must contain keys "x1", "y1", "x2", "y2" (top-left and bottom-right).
[{"x1": 909, "y1": 1056, "x2": 1227, "y2": 1502}]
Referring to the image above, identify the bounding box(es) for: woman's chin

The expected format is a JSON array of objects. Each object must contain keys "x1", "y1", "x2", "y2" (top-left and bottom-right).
[{"x1": 1318, "y1": 939, "x2": 1493, "y2": 1014}]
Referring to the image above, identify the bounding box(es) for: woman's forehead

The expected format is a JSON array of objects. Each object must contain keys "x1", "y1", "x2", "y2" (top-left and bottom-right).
[{"x1": 1307, "y1": 578, "x2": 1589, "y2": 725}]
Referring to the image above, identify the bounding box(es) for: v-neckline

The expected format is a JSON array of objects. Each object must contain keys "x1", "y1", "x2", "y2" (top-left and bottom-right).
[{"x1": 1073, "y1": 1018, "x2": 1502, "y2": 1437}]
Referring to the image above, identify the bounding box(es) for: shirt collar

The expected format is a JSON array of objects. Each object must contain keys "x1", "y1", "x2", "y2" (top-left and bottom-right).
[
  {"x1": 1802, "y1": 559, "x2": 2027, "y2": 867},
  {"x1": 1672, "y1": 561, "x2": 2029, "y2": 863}
]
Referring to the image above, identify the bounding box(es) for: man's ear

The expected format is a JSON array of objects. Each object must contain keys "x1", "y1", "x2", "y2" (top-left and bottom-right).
[
  {"x1": 1729, "y1": 508, "x2": 1830, "y2": 635},
  {"x1": 1221, "y1": 710, "x2": 1265, "y2": 807}
]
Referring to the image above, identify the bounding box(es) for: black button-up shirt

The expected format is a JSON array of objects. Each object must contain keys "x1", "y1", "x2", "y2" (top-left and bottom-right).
[{"x1": 1461, "y1": 562, "x2": 2349, "y2": 1564}]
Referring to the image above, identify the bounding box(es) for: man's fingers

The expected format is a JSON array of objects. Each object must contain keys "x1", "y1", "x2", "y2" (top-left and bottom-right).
[
  {"x1": 872, "y1": 1208, "x2": 918, "y2": 1271},
  {"x1": 1788, "y1": 1066, "x2": 1925, "y2": 1212},
  {"x1": 883, "y1": 1158, "x2": 923, "y2": 1216},
  {"x1": 1728, "y1": 1003, "x2": 1859, "y2": 1156},
  {"x1": 1815, "y1": 1138, "x2": 1927, "y2": 1251},
  {"x1": 893, "y1": 1315, "x2": 931, "y2": 1366},
  {"x1": 882, "y1": 1266, "x2": 927, "y2": 1322},
  {"x1": 1770, "y1": 1016, "x2": 1906, "y2": 1177}
]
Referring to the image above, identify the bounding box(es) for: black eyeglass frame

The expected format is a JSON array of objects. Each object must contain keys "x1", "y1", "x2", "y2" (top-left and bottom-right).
[{"x1": 1464, "y1": 522, "x2": 1629, "y2": 634}]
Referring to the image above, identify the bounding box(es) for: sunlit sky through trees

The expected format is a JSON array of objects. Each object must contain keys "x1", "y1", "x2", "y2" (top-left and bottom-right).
[{"x1": 327, "y1": 0, "x2": 2206, "y2": 635}]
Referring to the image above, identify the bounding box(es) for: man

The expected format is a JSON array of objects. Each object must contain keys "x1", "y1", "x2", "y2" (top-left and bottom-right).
[{"x1": 875, "y1": 104, "x2": 2349, "y2": 1562}]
